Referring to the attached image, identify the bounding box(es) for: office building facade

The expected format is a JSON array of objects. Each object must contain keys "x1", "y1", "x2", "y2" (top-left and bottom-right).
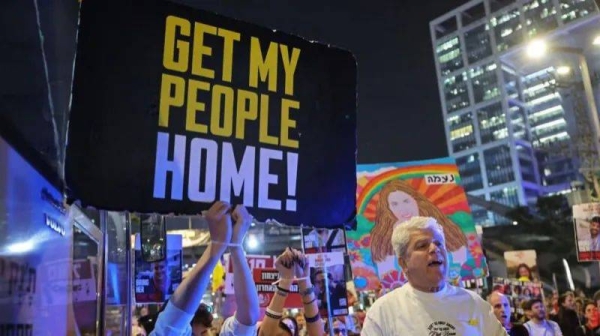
[{"x1": 431, "y1": 0, "x2": 600, "y2": 226}]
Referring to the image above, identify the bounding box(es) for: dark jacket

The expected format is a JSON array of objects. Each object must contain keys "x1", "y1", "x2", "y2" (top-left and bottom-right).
[
  {"x1": 555, "y1": 308, "x2": 581, "y2": 336},
  {"x1": 509, "y1": 324, "x2": 530, "y2": 336},
  {"x1": 575, "y1": 325, "x2": 600, "y2": 336}
]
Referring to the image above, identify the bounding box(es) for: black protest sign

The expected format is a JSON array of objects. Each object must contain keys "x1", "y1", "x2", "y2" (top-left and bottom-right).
[{"x1": 66, "y1": 0, "x2": 357, "y2": 227}]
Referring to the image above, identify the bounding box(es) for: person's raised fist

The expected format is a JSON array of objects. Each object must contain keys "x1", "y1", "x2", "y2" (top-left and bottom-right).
[
  {"x1": 205, "y1": 201, "x2": 232, "y2": 245},
  {"x1": 231, "y1": 205, "x2": 253, "y2": 245}
]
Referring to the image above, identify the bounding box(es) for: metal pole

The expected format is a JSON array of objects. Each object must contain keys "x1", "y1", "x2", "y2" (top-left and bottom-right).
[
  {"x1": 125, "y1": 213, "x2": 133, "y2": 336},
  {"x1": 578, "y1": 53, "x2": 600, "y2": 160},
  {"x1": 99, "y1": 210, "x2": 109, "y2": 336},
  {"x1": 319, "y1": 229, "x2": 335, "y2": 336}
]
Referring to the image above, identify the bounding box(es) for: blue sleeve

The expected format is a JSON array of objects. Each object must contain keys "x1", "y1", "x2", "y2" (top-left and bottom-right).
[
  {"x1": 149, "y1": 301, "x2": 193, "y2": 336},
  {"x1": 219, "y1": 315, "x2": 257, "y2": 336}
]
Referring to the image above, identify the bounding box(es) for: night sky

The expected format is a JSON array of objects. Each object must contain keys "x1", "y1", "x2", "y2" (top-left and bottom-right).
[{"x1": 179, "y1": 0, "x2": 468, "y2": 164}]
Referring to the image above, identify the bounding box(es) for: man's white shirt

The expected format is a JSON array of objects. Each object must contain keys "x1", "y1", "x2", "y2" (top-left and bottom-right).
[{"x1": 361, "y1": 283, "x2": 507, "y2": 336}]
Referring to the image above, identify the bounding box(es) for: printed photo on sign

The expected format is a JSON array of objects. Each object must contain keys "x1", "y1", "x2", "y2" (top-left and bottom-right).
[
  {"x1": 302, "y1": 228, "x2": 346, "y2": 254},
  {"x1": 573, "y1": 203, "x2": 600, "y2": 261},
  {"x1": 504, "y1": 250, "x2": 538, "y2": 282},
  {"x1": 134, "y1": 234, "x2": 182, "y2": 303},
  {"x1": 347, "y1": 158, "x2": 487, "y2": 292},
  {"x1": 492, "y1": 277, "x2": 542, "y2": 317},
  {"x1": 307, "y1": 252, "x2": 348, "y2": 317}
]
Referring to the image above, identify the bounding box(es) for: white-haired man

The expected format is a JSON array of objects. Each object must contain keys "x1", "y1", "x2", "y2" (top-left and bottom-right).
[{"x1": 361, "y1": 216, "x2": 507, "y2": 335}]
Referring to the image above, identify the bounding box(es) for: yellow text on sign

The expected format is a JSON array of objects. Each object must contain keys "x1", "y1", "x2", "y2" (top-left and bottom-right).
[
  {"x1": 158, "y1": 74, "x2": 300, "y2": 149},
  {"x1": 162, "y1": 16, "x2": 301, "y2": 96}
]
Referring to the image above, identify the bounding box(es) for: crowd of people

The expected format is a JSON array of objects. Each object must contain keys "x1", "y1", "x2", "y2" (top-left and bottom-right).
[
  {"x1": 128, "y1": 206, "x2": 600, "y2": 336},
  {"x1": 488, "y1": 287, "x2": 600, "y2": 336}
]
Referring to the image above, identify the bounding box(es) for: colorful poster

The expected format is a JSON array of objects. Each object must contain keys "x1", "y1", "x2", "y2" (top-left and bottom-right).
[
  {"x1": 504, "y1": 250, "x2": 538, "y2": 281},
  {"x1": 492, "y1": 277, "x2": 542, "y2": 317},
  {"x1": 347, "y1": 158, "x2": 487, "y2": 291},
  {"x1": 307, "y1": 252, "x2": 348, "y2": 317},
  {"x1": 573, "y1": 203, "x2": 600, "y2": 261},
  {"x1": 134, "y1": 234, "x2": 183, "y2": 303}
]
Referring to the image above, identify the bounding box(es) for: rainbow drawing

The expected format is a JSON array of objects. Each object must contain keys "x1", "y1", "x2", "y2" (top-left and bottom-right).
[{"x1": 347, "y1": 157, "x2": 488, "y2": 292}]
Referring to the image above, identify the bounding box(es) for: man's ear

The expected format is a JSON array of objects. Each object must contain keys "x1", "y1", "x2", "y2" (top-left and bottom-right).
[{"x1": 398, "y1": 256, "x2": 407, "y2": 271}]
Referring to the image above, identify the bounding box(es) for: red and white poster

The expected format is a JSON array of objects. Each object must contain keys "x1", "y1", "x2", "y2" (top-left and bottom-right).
[
  {"x1": 224, "y1": 255, "x2": 276, "y2": 295},
  {"x1": 573, "y1": 203, "x2": 600, "y2": 261},
  {"x1": 253, "y1": 269, "x2": 303, "y2": 309}
]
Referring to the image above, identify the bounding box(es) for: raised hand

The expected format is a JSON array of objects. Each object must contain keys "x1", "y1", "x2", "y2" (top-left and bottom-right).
[
  {"x1": 291, "y1": 249, "x2": 310, "y2": 279},
  {"x1": 231, "y1": 205, "x2": 252, "y2": 245},
  {"x1": 205, "y1": 201, "x2": 232, "y2": 245},
  {"x1": 275, "y1": 249, "x2": 295, "y2": 280}
]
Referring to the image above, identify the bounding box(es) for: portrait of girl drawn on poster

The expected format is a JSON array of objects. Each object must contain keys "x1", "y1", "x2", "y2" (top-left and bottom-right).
[{"x1": 370, "y1": 180, "x2": 469, "y2": 281}]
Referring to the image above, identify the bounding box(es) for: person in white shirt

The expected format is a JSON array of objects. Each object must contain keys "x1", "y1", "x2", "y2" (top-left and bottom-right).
[
  {"x1": 361, "y1": 216, "x2": 507, "y2": 336},
  {"x1": 150, "y1": 202, "x2": 259, "y2": 336},
  {"x1": 523, "y1": 299, "x2": 562, "y2": 336}
]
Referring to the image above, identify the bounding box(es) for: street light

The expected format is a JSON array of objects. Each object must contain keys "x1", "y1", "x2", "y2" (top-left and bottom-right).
[
  {"x1": 526, "y1": 40, "x2": 548, "y2": 59},
  {"x1": 556, "y1": 66, "x2": 571, "y2": 75},
  {"x1": 593, "y1": 35, "x2": 600, "y2": 46},
  {"x1": 246, "y1": 234, "x2": 259, "y2": 250},
  {"x1": 526, "y1": 40, "x2": 600, "y2": 161}
]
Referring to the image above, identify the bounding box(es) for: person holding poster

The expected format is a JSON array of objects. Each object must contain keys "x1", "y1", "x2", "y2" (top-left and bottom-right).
[
  {"x1": 259, "y1": 248, "x2": 324, "y2": 336},
  {"x1": 361, "y1": 216, "x2": 506, "y2": 335},
  {"x1": 369, "y1": 180, "x2": 469, "y2": 285},
  {"x1": 151, "y1": 202, "x2": 259, "y2": 336}
]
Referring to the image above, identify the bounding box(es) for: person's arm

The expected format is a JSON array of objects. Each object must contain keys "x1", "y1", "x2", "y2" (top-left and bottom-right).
[
  {"x1": 293, "y1": 251, "x2": 324, "y2": 336},
  {"x1": 151, "y1": 202, "x2": 232, "y2": 335},
  {"x1": 259, "y1": 251, "x2": 295, "y2": 336},
  {"x1": 228, "y1": 206, "x2": 260, "y2": 326}
]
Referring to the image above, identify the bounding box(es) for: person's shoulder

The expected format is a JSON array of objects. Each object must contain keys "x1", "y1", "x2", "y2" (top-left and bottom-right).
[
  {"x1": 366, "y1": 286, "x2": 407, "y2": 314},
  {"x1": 220, "y1": 315, "x2": 257, "y2": 336},
  {"x1": 448, "y1": 285, "x2": 486, "y2": 302},
  {"x1": 548, "y1": 319, "x2": 561, "y2": 328}
]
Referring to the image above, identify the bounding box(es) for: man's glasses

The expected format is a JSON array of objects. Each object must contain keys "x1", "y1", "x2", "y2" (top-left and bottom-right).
[{"x1": 333, "y1": 328, "x2": 347, "y2": 335}]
